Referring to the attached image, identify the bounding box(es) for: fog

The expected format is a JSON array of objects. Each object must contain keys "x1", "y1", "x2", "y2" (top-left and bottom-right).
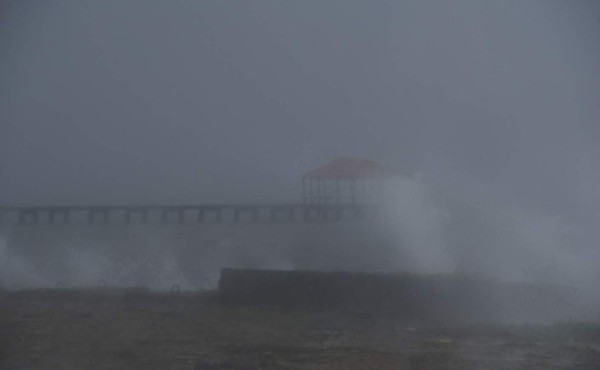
[{"x1": 1, "y1": 1, "x2": 600, "y2": 319}]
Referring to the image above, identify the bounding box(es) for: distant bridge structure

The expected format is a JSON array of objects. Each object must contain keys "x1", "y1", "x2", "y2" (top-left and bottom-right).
[
  {"x1": 0, "y1": 203, "x2": 374, "y2": 226},
  {"x1": 0, "y1": 158, "x2": 398, "y2": 227}
]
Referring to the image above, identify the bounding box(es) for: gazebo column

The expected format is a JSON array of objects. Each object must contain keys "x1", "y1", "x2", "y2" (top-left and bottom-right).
[
  {"x1": 302, "y1": 178, "x2": 307, "y2": 203},
  {"x1": 316, "y1": 179, "x2": 321, "y2": 204},
  {"x1": 362, "y1": 178, "x2": 367, "y2": 200}
]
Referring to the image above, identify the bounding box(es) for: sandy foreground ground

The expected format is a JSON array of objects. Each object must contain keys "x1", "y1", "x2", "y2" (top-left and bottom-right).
[{"x1": 1, "y1": 289, "x2": 599, "y2": 370}]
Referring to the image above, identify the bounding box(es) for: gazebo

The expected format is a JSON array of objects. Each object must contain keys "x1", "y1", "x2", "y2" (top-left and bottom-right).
[{"x1": 302, "y1": 158, "x2": 400, "y2": 205}]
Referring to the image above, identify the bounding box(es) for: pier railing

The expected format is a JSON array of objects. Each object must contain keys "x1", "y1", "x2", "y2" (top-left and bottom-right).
[{"x1": 0, "y1": 204, "x2": 376, "y2": 226}]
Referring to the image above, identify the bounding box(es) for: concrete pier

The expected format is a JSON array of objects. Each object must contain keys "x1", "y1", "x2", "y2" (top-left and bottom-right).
[{"x1": 0, "y1": 204, "x2": 373, "y2": 226}]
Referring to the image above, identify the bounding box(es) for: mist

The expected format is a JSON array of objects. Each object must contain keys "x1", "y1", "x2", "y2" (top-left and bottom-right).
[{"x1": 2, "y1": 0, "x2": 600, "y2": 320}]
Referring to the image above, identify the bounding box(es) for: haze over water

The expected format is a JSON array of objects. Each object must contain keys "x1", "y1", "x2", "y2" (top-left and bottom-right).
[{"x1": 1, "y1": 1, "x2": 600, "y2": 319}]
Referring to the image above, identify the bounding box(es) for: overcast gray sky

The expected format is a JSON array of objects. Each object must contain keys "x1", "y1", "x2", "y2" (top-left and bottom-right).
[{"x1": 1, "y1": 0, "x2": 599, "y2": 210}]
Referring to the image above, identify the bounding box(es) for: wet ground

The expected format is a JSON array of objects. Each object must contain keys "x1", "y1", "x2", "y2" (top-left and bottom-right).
[{"x1": 1, "y1": 288, "x2": 599, "y2": 369}]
